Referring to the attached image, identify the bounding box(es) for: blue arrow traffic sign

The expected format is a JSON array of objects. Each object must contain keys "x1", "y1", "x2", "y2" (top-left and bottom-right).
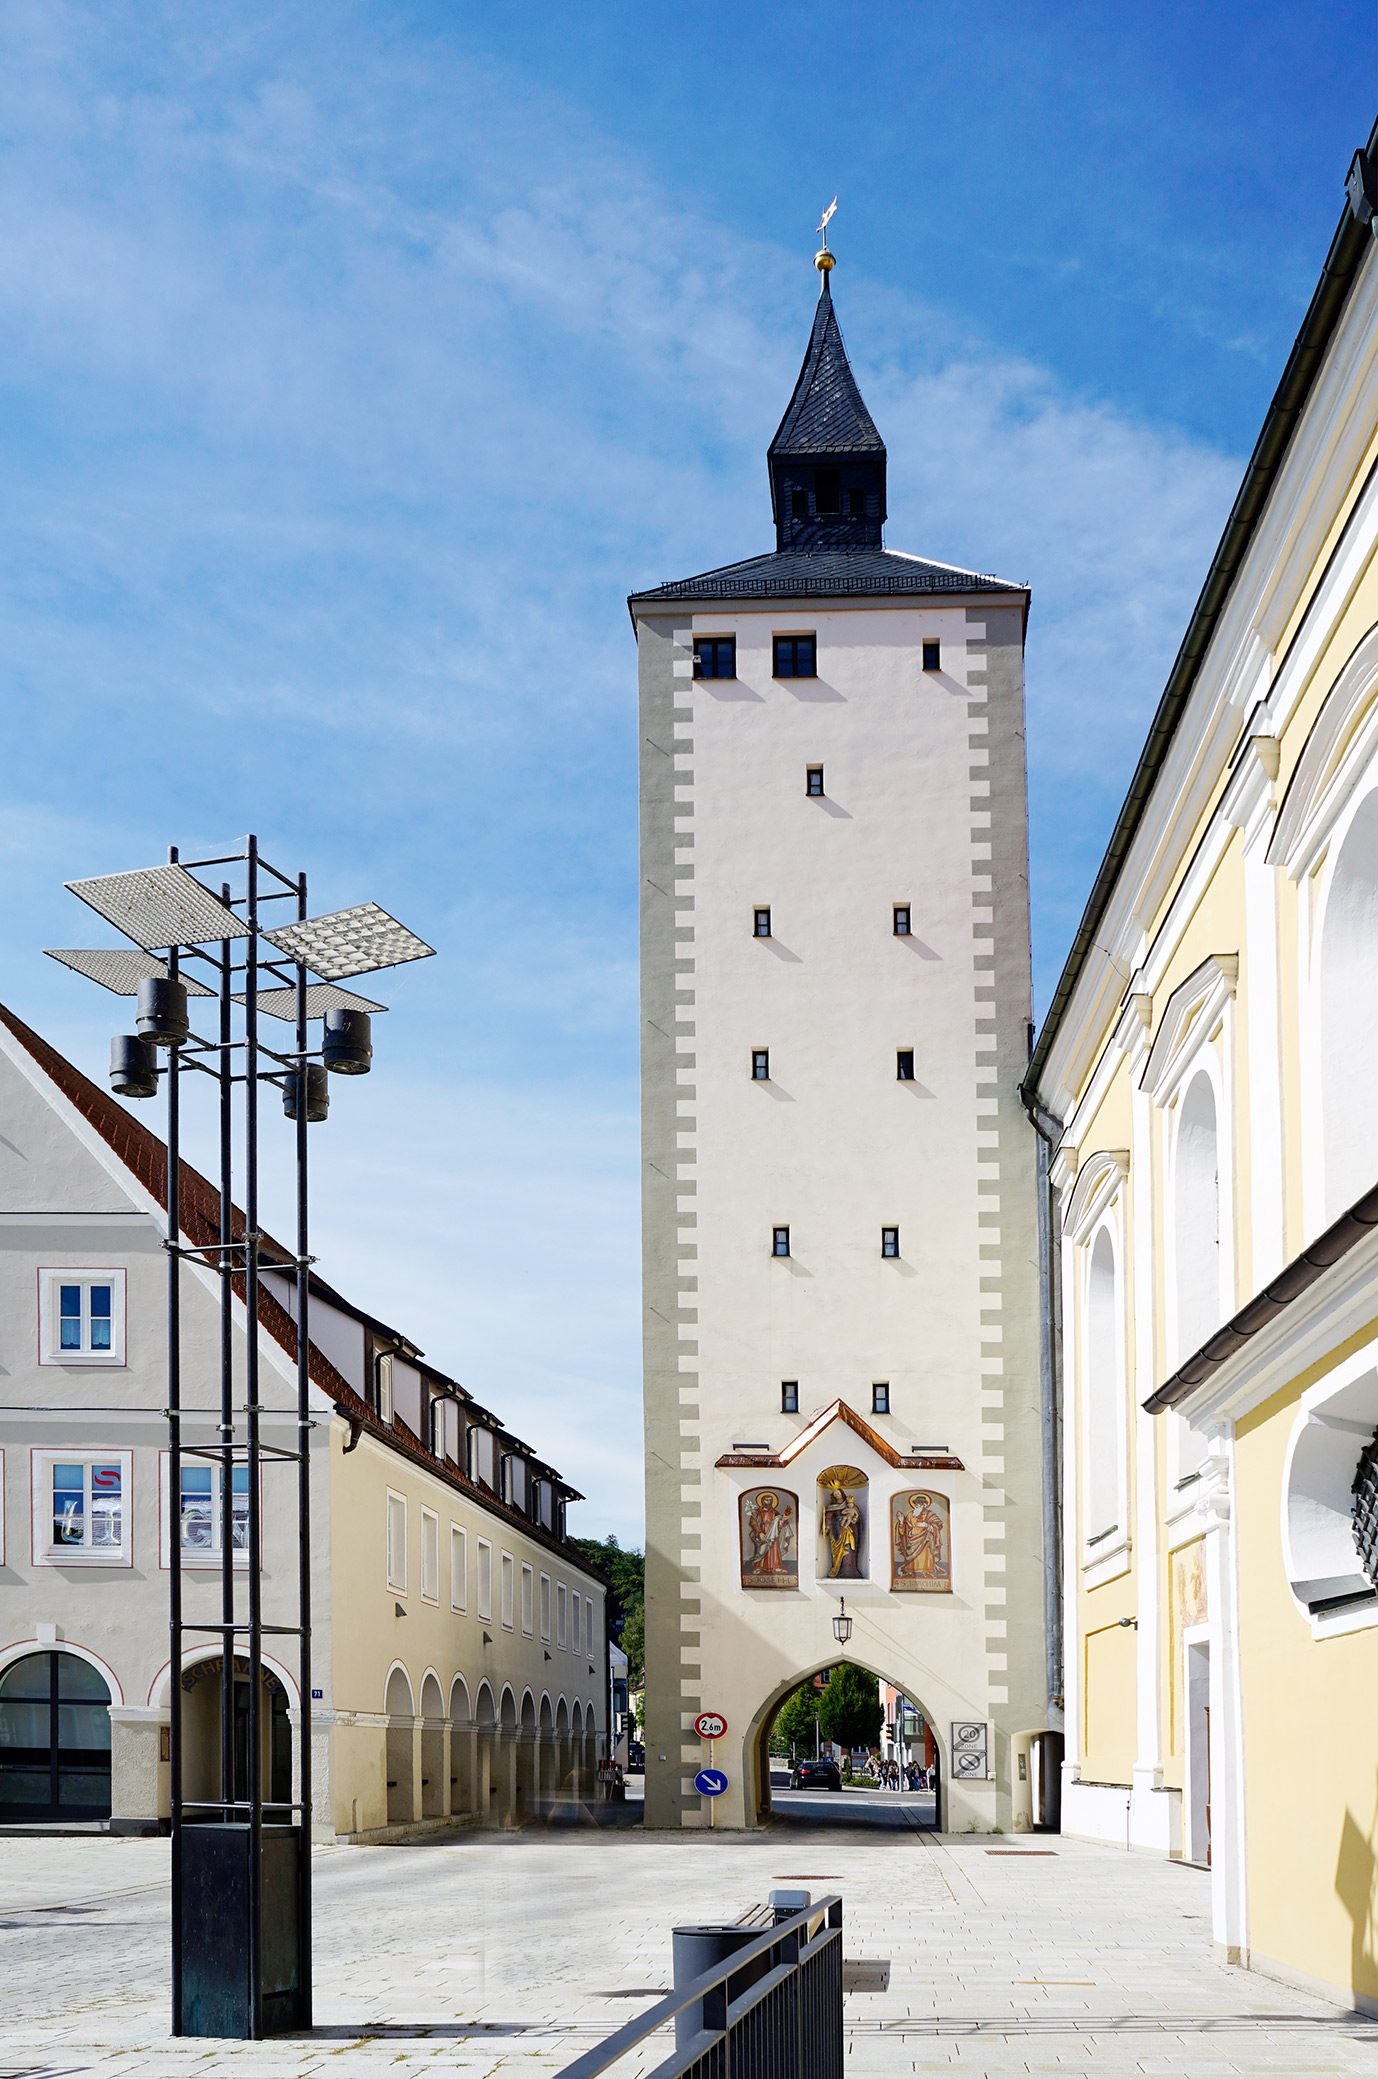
[{"x1": 695, "y1": 1768, "x2": 728, "y2": 1797}]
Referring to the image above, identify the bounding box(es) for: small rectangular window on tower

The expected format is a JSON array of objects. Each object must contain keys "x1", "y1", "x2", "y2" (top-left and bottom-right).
[
  {"x1": 814, "y1": 466, "x2": 840, "y2": 514},
  {"x1": 753, "y1": 906, "x2": 772, "y2": 938},
  {"x1": 848, "y1": 486, "x2": 868, "y2": 516},
  {"x1": 922, "y1": 639, "x2": 941, "y2": 672},
  {"x1": 805, "y1": 765, "x2": 824, "y2": 796},
  {"x1": 872, "y1": 1382, "x2": 891, "y2": 1416},
  {"x1": 781, "y1": 1380, "x2": 799, "y2": 1414},
  {"x1": 693, "y1": 635, "x2": 737, "y2": 680},
  {"x1": 893, "y1": 904, "x2": 911, "y2": 937},
  {"x1": 896, "y1": 1049, "x2": 915, "y2": 1082},
  {"x1": 752, "y1": 1048, "x2": 770, "y2": 1081},
  {"x1": 774, "y1": 634, "x2": 817, "y2": 678},
  {"x1": 772, "y1": 1226, "x2": 791, "y2": 1258},
  {"x1": 881, "y1": 1226, "x2": 900, "y2": 1259}
]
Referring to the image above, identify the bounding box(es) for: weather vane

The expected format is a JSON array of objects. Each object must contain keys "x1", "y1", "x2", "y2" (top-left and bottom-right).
[{"x1": 815, "y1": 195, "x2": 838, "y2": 277}]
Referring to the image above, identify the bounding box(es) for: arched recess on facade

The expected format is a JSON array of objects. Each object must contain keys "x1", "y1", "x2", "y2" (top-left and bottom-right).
[
  {"x1": 154, "y1": 1645, "x2": 295, "y2": 1812},
  {"x1": 384, "y1": 1663, "x2": 415, "y2": 1827},
  {"x1": 449, "y1": 1676, "x2": 474, "y2": 1815},
  {"x1": 515, "y1": 1689, "x2": 539, "y2": 1815},
  {"x1": 419, "y1": 1671, "x2": 446, "y2": 1821},
  {"x1": 1171, "y1": 1067, "x2": 1222, "y2": 1481},
  {"x1": 1084, "y1": 1225, "x2": 1122, "y2": 1542},
  {"x1": 1318, "y1": 788, "x2": 1378, "y2": 1221},
  {"x1": 1269, "y1": 621, "x2": 1378, "y2": 1229},
  {"x1": 0, "y1": 1647, "x2": 115, "y2": 1822}
]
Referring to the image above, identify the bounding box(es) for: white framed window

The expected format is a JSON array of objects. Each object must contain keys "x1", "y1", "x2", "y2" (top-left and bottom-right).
[
  {"x1": 557, "y1": 1581, "x2": 568, "y2": 1648},
  {"x1": 520, "y1": 1561, "x2": 535, "y2": 1636},
  {"x1": 158, "y1": 1452, "x2": 250, "y2": 1567},
  {"x1": 539, "y1": 1572, "x2": 552, "y2": 1642},
  {"x1": 420, "y1": 1507, "x2": 440, "y2": 1603},
  {"x1": 386, "y1": 1490, "x2": 408, "y2": 1593},
  {"x1": 38, "y1": 1269, "x2": 126, "y2": 1367},
  {"x1": 450, "y1": 1525, "x2": 468, "y2": 1612},
  {"x1": 500, "y1": 1551, "x2": 515, "y2": 1630},
  {"x1": 587, "y1": 1598, "x2": 597, "y2": 1655},
  {"x1": 32, "y1": 1449, "x2": 133, "y2": 1567},
  {"x1": 476, "y1": 1538, "x2": 493, "y2": 1621},
  {"x1": 1061, "y1": 1150, "x2": 1131, "y2": 1582},
  {"x1": 374, "y1": 1351, "x2": 394, "y2": 1423}
]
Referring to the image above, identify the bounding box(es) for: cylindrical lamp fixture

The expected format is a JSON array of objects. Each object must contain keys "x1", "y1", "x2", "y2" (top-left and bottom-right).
[
  {"x1": 136, "y1": 976, "x2": 189, "y2": 1048},
  {"x1": 110, "y1": 1034, "x2": 159, "y2": 1099},
  {"x1": 322, "y1": 1008, "x2": 372, "y2": 1075},
  {"x1": 832, "y1": 1598, "x2": 852, "y2": 1647},
  {"x1": 284, "y1": 1064, "x2": 330, "y2": 1123}
]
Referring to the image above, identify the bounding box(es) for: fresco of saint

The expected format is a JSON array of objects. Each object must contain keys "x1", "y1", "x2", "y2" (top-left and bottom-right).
[
  {"x1": 891, "y1": 1489, "x2": 951, "y2": 1591},
  {"x1": 817, "y1": 1464, "x2": 867, "y2": 1580},
  {"x1": 739, "y1": 1487, "x2": 798, "y2": 1588}
]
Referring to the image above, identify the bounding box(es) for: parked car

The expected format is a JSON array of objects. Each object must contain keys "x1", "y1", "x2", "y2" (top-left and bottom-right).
[
  {"x1": 789, "y1": 1757, "x2": 842, "y2": 1791},
  {"x1": 625, "y1": 1741, "x2": 646, "y2": 1773}
]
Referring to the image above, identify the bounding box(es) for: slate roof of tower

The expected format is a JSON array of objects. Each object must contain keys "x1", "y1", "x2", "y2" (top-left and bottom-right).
[
  {"x1": 629, "y1": 546, "x2": 1022, "y2": 605},
  {"x1": 769, "y1": 276, "x2": 885, "y2": 457}
]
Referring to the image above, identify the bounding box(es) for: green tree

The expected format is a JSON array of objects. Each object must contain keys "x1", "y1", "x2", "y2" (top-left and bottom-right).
[
  {"x1": 817, "y1": 1665, "x2": 882, "y2": 1751},
  {"x1": 570, "y1": 1535, "x2": 645, "y2": 1686},
  {"x1": 771, "y1": 1680, "x2": 824, "y2": 1756}
]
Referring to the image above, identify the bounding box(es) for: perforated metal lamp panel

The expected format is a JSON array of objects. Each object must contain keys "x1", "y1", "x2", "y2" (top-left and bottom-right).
[
  {"x1": 1352, "y1": 1432, "x2": 1378, "y2": 1586},
  {"x1": 263, "y1": 902, "x2": 434, "y2": 981},
  {"x1": 66, "y1": 866, "x2": 246, "y2": 950},
  {"x1": 45, "y1": 948, "x2": 216, "y2": 997},
  {"x1": 234, "y1": 983, "x2": 387, "y2": 1024}
]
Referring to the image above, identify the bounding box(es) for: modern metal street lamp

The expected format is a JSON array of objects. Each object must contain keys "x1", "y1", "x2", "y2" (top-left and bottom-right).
[
  {"x1": 49, "y1": 837, "x2": 432, "y2": 2040},
  {"x1": 831, "y1": 1599, "x2": 853, "y2": 1647}
]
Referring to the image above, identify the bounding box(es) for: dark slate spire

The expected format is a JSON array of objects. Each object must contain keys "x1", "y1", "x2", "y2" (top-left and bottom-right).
[{"x1": 768, "y1": 255, "x2": 887, "y2": 552}]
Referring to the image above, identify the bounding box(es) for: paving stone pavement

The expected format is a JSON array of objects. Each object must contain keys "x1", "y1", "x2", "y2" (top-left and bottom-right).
[{"x1": 1, "y1": 1822, "x2": 1376, "y2": 2077}]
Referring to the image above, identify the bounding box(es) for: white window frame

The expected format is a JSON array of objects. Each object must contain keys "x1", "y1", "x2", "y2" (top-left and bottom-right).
[
  {"x1": 539, "y1": 1571, "x2": 552, "y2": 1642},
  {"x1": 38, "y1": 1268, "x2": 127, "y2": 1367},
  {"x1": 1062, "y1": 1151, "x2": 1131, "y2": 1586},
  {"x1": 158, "y1": 1450, "x2": 253, "y2": 1568},
  {"x1": 500, "y1": 1551, "x2": 515, "y2": 1630},
  {"x1": 420, "y1": 1506, "x2": 440, "y2": 1604},
  {"x1": 386, "y1": 1489, "x2": 408, "y2": 1593},
  {"x1": 32, "y1": 1448, "x2": 133, "y2": 1568},
  {"x1": 1141, "y1": 959, "x2": 1237, "y2": 1508},
  {"x1": 450, "y1": 1525, "x2": 468, "y2": 1612},
  {"x1": 520, "y1": 1561, "x2": 535, "y2": 1637},
  {"x1": 476, "y1": 1537, "x2": 493, "y2": 1621},
  {"x1": 557, "y1": 1580, "x2": 568, "y2": 1649}
]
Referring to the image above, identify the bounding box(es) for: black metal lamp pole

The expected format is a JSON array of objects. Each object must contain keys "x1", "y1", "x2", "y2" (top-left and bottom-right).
[{"x1": 49, "y1": 841, "x2": 432, "y2": 2043}]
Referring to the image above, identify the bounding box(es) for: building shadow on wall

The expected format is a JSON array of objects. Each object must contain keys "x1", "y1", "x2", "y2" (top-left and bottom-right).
[{"x1": 1335, "y1": 1779, "x2": 1378, "y2": 2009}]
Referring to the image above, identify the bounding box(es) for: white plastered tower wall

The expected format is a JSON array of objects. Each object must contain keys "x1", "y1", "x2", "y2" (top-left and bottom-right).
[{"x1": 636, "y1": 584, "x2": 1049, "y2": 1831}]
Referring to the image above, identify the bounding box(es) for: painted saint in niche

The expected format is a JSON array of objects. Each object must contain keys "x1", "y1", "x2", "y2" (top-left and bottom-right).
[
  {"x1": 891, "y1": 1489, "x2": 951, "y2": 1592},
  {"x1": 739, "y1": 1487, "x2": 798, "y2": 1589},
  {"x1": 818, "y1": 1464, "x2": 867, "y2": 1580}
]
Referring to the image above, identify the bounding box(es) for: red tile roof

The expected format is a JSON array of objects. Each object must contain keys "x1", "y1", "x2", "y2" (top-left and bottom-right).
[{"x1": 0, "y1": 1002, "x2": 597, "y2": 1577}]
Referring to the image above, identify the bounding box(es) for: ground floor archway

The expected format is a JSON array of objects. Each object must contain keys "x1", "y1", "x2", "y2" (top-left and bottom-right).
[
  {"x1": 0, "y1": 1650, "x2": 113, "y2": 1820},
  {"x1": 750, "y1": 1660, "x2": 944, "y2": 1834},
  {"x1": 180, "y1": 1655, "x2": 293, "y2": 1815}
]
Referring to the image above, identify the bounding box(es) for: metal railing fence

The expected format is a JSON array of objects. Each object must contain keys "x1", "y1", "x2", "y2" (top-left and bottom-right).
[{"x1": 557, "y1": 1895, "x2": 843, "y2": 2079}]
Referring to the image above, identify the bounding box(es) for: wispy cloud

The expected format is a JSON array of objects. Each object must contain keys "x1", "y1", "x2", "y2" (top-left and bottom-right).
[{"x1": 0, "y1": 2, "x2": 1242, "y2": 1538}]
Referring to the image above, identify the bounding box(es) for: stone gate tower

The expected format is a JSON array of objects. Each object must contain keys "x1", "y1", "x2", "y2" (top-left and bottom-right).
[{"x1": 630, "y1": 241, "x2": 1051, "y2": 1831}]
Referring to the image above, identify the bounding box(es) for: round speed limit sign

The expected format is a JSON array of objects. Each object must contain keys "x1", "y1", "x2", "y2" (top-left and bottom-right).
[{"x1": 693, "y1": 1711, "x2": 728, "y2": 1740}]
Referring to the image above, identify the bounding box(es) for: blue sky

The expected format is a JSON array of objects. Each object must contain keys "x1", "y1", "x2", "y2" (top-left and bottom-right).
[{"x1": 1, "y1": 1, "x2": 1372, "y2": 1543}]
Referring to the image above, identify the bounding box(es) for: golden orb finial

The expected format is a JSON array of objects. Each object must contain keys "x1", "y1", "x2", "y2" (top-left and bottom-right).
[{"x1": 815, "y1": 247, "x2": 836, "y2": 276}]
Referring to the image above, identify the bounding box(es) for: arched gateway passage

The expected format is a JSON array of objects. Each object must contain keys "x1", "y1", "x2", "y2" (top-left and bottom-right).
[{"x1": 749, "y1": 1661, "x2": 943, "y2": 1834}]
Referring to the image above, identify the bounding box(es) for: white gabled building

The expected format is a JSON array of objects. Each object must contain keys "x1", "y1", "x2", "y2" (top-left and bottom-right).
[
  {"x1": 0, "y1": 1003, "x2": 608, "y2": 1836},
  {"x1": 631, "y1": 245, "x2": 1056, "y2": 1831}
]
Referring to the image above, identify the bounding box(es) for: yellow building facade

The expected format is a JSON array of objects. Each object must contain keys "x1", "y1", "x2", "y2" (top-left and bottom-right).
[{"x1": 1029, "y1": 132, "x2": 1378, "y2": 2009}]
